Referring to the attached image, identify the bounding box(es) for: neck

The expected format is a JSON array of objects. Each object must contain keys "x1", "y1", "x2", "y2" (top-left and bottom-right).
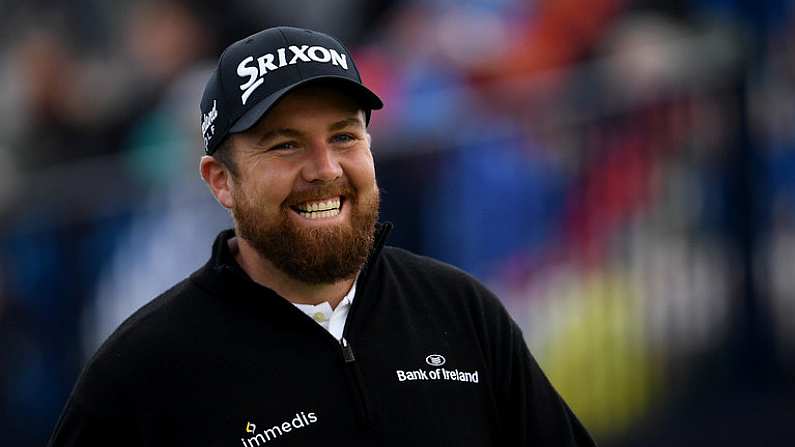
[{"x1": 230, "y1": 236, "x2": 355, "y2": 308}]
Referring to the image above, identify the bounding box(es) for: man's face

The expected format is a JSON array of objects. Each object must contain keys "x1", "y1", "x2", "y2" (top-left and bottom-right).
[{"x1": 226, "y1": 84, "x2": 380, "y2": 284}]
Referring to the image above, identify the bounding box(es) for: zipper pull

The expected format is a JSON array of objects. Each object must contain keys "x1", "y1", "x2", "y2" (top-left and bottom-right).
[
  {"x1": 339, "y1": 337, "x2": 373, "y2": 426},
  {"x1": 340, "y1": 337, "x2": 356, "y2": 363}
]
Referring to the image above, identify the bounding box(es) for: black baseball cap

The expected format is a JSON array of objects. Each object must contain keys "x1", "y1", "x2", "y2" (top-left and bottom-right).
[{"x1": 200, "y1": 26, "x2": 383, "y2": 154}]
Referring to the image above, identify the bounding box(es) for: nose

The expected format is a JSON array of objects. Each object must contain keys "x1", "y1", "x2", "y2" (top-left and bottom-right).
[{"x1": 301, "y1": 143, "x2": 343, "y2": 183}]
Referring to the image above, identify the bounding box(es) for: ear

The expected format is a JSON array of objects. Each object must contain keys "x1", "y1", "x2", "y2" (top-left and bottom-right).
[{"x1": 199, "y1": 155, "x2": 235, "y2": 209}]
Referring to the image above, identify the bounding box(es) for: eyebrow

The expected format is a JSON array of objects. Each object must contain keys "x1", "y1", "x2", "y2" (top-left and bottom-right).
[
  {"x1": 257, "y1": 128, "x2": 303, "y2": 145},
  {"x1": 328, "y1": 117, "x2": 364, "y2": 132},
  {"x1": 256, "y1": 117, "x2": 364, "y2": 144}
]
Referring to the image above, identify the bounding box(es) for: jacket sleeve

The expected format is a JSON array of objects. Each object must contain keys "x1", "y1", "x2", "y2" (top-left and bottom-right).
[
  {"x1": 47, "y1": 349, "x2": 141, "y2": 447},
  {"x1": 497, "y1": 318, "x2": 597, "y2": 446},
  {"x1": 47, "y1": 397, "x2": 133, "y2": 447}
]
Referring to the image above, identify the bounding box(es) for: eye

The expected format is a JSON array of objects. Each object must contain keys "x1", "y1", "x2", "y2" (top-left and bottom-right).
[
  {"x1": 331, "y1": 133, "x2": 356, "y2": 144},
  {"x1": 268, "y1": 141, "x2": 297, "y2": 152}
]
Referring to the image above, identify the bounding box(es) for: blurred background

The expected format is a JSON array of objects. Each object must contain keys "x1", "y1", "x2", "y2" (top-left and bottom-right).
[{"x1": 1, "y1": 0, "x2": 794, "y2": 445}]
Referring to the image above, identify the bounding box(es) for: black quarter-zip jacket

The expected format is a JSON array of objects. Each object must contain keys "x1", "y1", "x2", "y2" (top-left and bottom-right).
[{"x1": 48, "y1": 224, "x2": 596, "y2": 446}]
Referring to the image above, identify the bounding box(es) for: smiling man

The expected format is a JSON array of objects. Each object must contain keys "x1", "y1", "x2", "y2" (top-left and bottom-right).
[
  {"x1": 203, "y1": 81, "x2": 381, "y2": 306},
  {"x1": 48, "y1": 27, "x2": 596, "y2": 446}
]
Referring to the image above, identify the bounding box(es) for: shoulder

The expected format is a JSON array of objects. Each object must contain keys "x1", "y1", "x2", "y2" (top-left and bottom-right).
[
  {"x1": 49, "y1": 275, "x2": 217, "y2": 439},
  {"x1": 106, "y1": 277, "x2": 205, "y2": 346},
  {"x1": 59, "y1": 276, "x2": 207, "y2": 420},
  {"x1": 81, "y1": 276, "x2": 211, "y2": 382},
  {"x1": 375, "y1": 246, "x2": 509, "y2": 319},
  {"x1": 379, "y1": 245, "x2": 483, "y2": 285}
]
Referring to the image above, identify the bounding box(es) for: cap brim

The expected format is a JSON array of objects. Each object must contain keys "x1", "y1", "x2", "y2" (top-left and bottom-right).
[{"x1": 229, "y1": 75, "x2": 384, "y2": 134}]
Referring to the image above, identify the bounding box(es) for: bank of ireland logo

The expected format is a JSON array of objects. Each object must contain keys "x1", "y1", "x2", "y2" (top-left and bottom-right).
[
  {"x1": 425, "y1": 354, "x2": 446, "y2": 367},
  {"x1": 396, "y1": 353, "x2": 478, "y2": 383}
]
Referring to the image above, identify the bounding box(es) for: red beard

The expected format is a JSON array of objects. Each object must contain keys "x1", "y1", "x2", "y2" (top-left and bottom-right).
[{"x1": 231, "y1": 178, "x2": 380, "y2": 284}]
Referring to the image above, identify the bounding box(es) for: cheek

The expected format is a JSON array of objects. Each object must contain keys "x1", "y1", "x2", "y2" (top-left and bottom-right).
[
  {"x1": 346, "y1": 152, "x2": 377, "y2": 190},
  {"x1": 237, "y1": 174, "x2": 293, "y2": 210}
]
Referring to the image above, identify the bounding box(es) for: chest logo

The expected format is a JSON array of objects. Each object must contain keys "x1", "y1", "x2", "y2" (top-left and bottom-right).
[
  {"x1": 240, "y1": 411, "x2": 317, "y2": 446},
  {"x1": 425, "y1": 354, "x2": 446, "y2": 366},
  {"x1": 396, "y1": 354, "x2": 479, "y2": 384}
]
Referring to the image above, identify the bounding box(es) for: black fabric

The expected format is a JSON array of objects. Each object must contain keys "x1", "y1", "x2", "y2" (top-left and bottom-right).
[{"x1": 48, "y1": 224, "x2": 596, "y2": 446}]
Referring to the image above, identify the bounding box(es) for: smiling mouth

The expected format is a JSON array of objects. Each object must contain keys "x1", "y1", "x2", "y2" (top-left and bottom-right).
[{"x1": 290, "y1": 196, "x2": 344, "y2": 220}]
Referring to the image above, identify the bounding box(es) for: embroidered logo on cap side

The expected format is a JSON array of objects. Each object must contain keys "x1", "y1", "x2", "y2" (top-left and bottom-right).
[{"x1": 201, "y1": 99, "x2": 218, "y2": 149}]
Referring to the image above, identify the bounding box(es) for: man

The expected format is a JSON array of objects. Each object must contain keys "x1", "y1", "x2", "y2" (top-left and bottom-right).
[{"x1": 49, "y1": 26, "x2": 596, "y2": 446}]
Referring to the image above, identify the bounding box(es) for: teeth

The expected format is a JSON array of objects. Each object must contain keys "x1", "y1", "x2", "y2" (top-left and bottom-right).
[
  {"x1": 298, "y1": 207, "x2": 341, "y2": 220},
  {"x1": 296, "y1": 197, "x2": 341, "y2": 212}
]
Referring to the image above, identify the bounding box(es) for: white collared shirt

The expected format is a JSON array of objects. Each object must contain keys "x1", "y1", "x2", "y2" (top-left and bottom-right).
[{"x1": 292, "y1": 279, "x2": 356, "y2": 340}]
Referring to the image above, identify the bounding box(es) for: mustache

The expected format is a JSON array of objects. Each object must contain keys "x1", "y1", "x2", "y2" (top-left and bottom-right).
[{"x1": 284, "y1": 179, "x2": 355, "y2": 207}]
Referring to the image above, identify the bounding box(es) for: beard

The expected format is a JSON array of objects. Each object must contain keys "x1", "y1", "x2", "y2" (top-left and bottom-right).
[{"x1": 231, "y1": 178, "x2": 380, "y2": 285}]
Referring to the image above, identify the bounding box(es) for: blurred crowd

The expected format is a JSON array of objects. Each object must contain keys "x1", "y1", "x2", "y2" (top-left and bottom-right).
[{"x1": 2, "y1": 0, "x2": 795, "y2": 445}]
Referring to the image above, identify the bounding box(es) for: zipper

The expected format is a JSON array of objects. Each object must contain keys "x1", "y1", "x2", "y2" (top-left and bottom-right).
[
  {"x1": 339, "y1": 337, "x2": 373, "y2": 428},
  {"x1": 335, "y1": 223, "x2": 391, "y2": 428},
  {"x1": 339, "y1": 222, "x2": 392, "y2": 342}
]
